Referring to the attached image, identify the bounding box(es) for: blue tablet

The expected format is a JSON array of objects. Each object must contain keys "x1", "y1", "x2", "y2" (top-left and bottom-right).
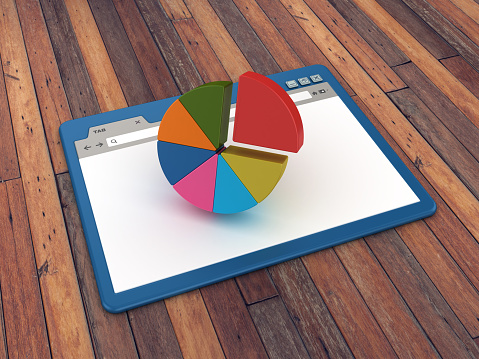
[{"x1": 60, "y1": 65, "x2": 436, "y2": 313}]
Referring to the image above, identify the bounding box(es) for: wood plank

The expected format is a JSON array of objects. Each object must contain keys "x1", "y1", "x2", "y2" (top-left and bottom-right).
[
  {"x1": 235, "y1": 270, "x2": 277, "y2": 305},
  {"x1": 269, "y1": 259, "x2": 355, "y2": 358},
  {"x1": 389, "y1": 88, "x2": 479, "y2": 199},
  {"x1": 448, "y1": 0, "x2": 479, "y2": 23},
  {"x1": 136, "y1": 0, "x2": 203, "y2": 93},
  {"x1": 87, "y1": 0, "x2": 155, "y2": 106},
  {"x1": 329, "y1": 0, "x2": 479, "y2": 127},
  {"x1": 0, "y1": 289, "x2": 6, "y2": 359},
  {"x1": 354, "y1": 94, "x2": 479, "y2": 293},
  {"x1": 0, "y1": 58, "x2": 19, "y2": 182},
  {"x1": 201, "y1": 280, "x2": 268, "y2": 359},
  {"x1": 128, "y1": 301, "x2": 183, "y2": 359},
  {"x1": 333, "y1": 240, "x2": 440, "y2": 357},
  {"x1": 395, "y1": 0, "x2": 479, "y2": 71},
  {"x1": 255, "y1": 0, "x2": 355, "y2": 95},
  {"x1": 63, "y1": 0, "x2": 127, "y2": 112},
  {"x1": 182, "y1": 0, "x2": 253, "y2": 81},
  {"x1": 39, "y1": 0, "x2": 100, "y2": 119},
  {"x1": 395, "y1": 220, "x2": 479, "y2": 337},
  {"x1": 303, "y1": 0, "x2": 407, "y2": 92},
  {"x1": 15, "y1": 0, "x2": 72, "y2": 174},
  {"x1": 441, "y1": 55, "x2": 479, "y2": 98},
  {"x1": 426, "y1": 0, "x2": 479, "y2": 47},
  {"x1": 0, "y1": 1, "x2": 95, "y2": 357},
  {"x1": 173, "y1": 18, "x2": 230, "y2": 82},
  {"x1": 373, "y1": 0, "x2": 457, "y2": 59},
  {"x1": 165, "y1": 290, "x2": 225, "y2": 359},
  {"x1": 292, "y1": 250, "x2": 398, "y2": 358},
  {"x1": 327, "y1": 0, "x2": 409, "y2": 66},
  {"x1": 159, "y1": 0, "x2": 193, "y2": 19},
  {"x1": 365, "y1": 229, "x2": 479, "y2": 358},
  {"x1": 231, "y1": 0, "x2": 303, "y2": 71},
  {"x1": 248, "y1": 296, "x2": 310, "y2": 359},
  {"x1": 0, "y1": 180, "x2": 51, "y2": 358},
  {"x1": 394, "y1": 62, "x2": 479, "y2": 162},
  {"x1": 204, "y1": 0, "x2": 281, "y2": 75},
  {"x1": 56, "y1": 173, "x2": 139, "y2": 358},
  {"x1": 112, "y1": 0, "x2": 179, "y2": 100},
  {"x1": 280, "y1": 0, "x2": 479, "y2": 243}
]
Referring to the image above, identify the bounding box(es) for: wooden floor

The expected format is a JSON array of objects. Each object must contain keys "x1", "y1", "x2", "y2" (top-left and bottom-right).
[{"x1": 0, "y1": 0, "x2": 479, "y2": 357}]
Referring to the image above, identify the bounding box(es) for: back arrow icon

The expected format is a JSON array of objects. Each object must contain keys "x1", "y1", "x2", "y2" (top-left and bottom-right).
[
  {"x1": 84, "y1": 145, "x2": 91, "y2": 150},
  {"x1": 96, "y1": 142, "x2": 103, "y2": 147}
]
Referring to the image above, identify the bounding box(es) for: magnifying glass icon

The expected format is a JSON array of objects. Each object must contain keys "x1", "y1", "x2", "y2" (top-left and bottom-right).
[{"x1": 111, "y1": 139, "x2": 117, "y2": 144}]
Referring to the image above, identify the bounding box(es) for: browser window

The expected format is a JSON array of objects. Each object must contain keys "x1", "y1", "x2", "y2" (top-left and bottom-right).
[{"x1": 76, "y1": 82, "x2": 418, "y2": 293}]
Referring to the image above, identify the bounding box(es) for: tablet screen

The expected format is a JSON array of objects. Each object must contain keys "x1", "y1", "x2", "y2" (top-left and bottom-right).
[{"x1": 76, "y1": 82, "x2": 418, "y2": 293}]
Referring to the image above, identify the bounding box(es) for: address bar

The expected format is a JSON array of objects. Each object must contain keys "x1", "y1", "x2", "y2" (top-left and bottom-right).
[{"x1": 106, "y1": 126, "x2": 159, "y2": 147}]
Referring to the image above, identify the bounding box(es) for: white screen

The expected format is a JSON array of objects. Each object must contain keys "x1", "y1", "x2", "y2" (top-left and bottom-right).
[{"x1": 80, "y1": 96, "x2": 419, "y2": 293}]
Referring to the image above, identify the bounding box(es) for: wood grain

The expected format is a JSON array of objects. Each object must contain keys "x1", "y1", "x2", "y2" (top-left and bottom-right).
[
  {"x1": 39, "y1": 0, "x2": 100, "y2": 118},
  {"x1": 255, "y1": 0, "x2": 355, "y2": 95},
  {"x1": 0, "y1": 290, "x2": 5, "y2": 359},
  {"x1": 373, "y1": 0, "x2": 457, "y2": 59},
  {"x1": 389, "y1": 88, "x2": 479, "y2": 199},
  {"x1": 183, "y1": 0, "x2": 252, "y2": 81},
  {"x1": 201, "y1": 280, "x2": 268, "y2": 359},
  {"x1": 128, "y1": 301, "x2": 184, "y2": 359},
  {"x1": 63, "y1": 0, "x2": 127, "y2": 112},
  {"x1": 282, "y1": 0, "x2": 479, "y2": 241},
  {"x1": 269, "y1": 259, "x2": 355, "y2": 358},
  {"x1": 88, "y1": 0, "x2": 155, "y2": 106},
  {"x1": 165, "y1": 290, "x2": 225, "y2": 359},
  {"x1": 366, "y1": 229, "x2": 479, "y2": 358},
  {"x1": 353, "y1": 96, "x2": 479, "y2": 292},
  {"x1": 0, "y1": 180, "x2": 51, "y2": 358},
  {"x1": 0, "y1": 1, "x2": 94, "y2": 357},
  {"x1": 57, "y1": 173, "x2": 139, "y2": 359},
  {"x1": 0, "y1": 58, "x2": 19, "y2": 182},
  {"x1": 395, "y1": 220, "x2": 479, "y2": 337},
  {"x1": 426, "y1": 0, "x2": 479, "y2": 46},
  {"x1": 396, "y1": 0, "x2": 479, "y2": 71},
  {"x1": 394, "y1": 62, "x2": 479, "y2": 162},
  {"x1": 346, "y1": 0, "x2": 479, "y2": 127},
  {"x1": 160, "y1": 0, "x2": 192, "y2": 19},
  {"x1": 441, "y1": 55, "x2": 479, "y2": 98},
  {"x1": 298, "y1": 249, "x2": 398, "y2": 358},
  {"x1": 206, "y1": 0, "x2": 280, "y2": 75},
  {"x1": 232, "y1": 0, "x2": 303, "y2": 71},
  {"x1": 304, "y1": 0, "x2": 407, "y2": 92},
  {"x1": 327, "y1": 0, "x2": 409, "y2": 66},
  {"x1": 235, "y1": 270, "x2": 277, "y2": 305},
  {"x1": 173, "y1": 18, "x2": 230, "y2": 82},
  {"x1": 449, "y1": 0, "x2": 479, "y2": 23},
  {"x1": 112, "y1": 0, "x2": 179, "y2": 100},
  {"x1": 15, "y1": 0, "x2": 72, "y2": 174},
  {"x1": 334, "y1": 240, "x2": 439, "y2": 357},
  {"x1": 136, "y1": 0, "x2": 203, "y2": 93},
  {"x1": 248, "y1": 296, "x2": 310, "y2": 359}
]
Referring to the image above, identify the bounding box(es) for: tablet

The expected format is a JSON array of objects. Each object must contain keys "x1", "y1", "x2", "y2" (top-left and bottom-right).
[{"x1": 60, "y1": 65, "x2": 436, "y2": 312}]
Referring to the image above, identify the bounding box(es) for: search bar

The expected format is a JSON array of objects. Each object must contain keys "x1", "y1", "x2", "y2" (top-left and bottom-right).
[
  {"x1": 229, "y1": 90, "x2": 312, "y2": 117},
  {"x1": 107, "y1": 126, "x2": 159, "y2": 147}
]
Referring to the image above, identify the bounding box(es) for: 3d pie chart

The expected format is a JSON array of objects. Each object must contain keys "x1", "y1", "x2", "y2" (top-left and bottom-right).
[{"x1": 157, "y1": 71, "x2": 303, "y2": 214}]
